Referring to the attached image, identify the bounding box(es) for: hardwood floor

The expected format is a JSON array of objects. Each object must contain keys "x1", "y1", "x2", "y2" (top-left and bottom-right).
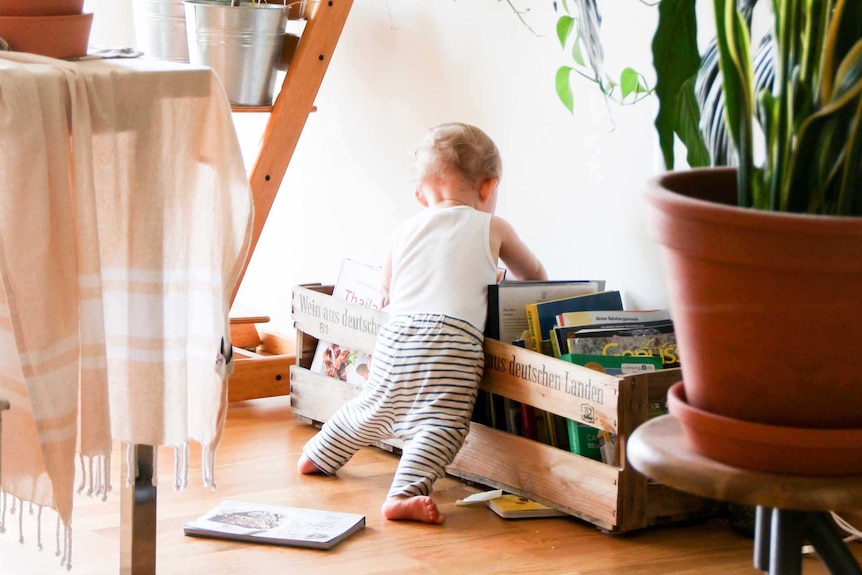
[{"x1": 1, "y1": 396, "x2": 859, "y2": 574}]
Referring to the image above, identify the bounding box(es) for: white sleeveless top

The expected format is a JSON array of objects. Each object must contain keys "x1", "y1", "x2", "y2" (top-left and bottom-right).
[{"x1": 386, "y1": 206, "x2": 498, "y2": 330}]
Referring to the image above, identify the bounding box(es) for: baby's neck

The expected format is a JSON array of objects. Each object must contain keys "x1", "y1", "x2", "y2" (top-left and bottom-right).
[{"x1": 430, "y1": 198, "x2": 475, "y2": 208}]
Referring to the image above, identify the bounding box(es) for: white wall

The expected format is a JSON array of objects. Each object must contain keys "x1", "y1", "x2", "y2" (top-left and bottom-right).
[{"x1": 88, "y1": 0, "x2": 675, "y2": 335}]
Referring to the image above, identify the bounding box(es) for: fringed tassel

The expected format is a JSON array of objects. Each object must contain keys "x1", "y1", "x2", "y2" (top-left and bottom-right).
[
  {"x1": 55, "y1": 514, "x2": 61, "y2": 557},
  {"x1": 1, "y1": 490, "x2": 6, "y2": 534},
  {"x1": 63, "y1": 523, "x2": 72, "y2": 571},
  {"x1": 55, "y1": 510, "x2": 73, "y2": 569},
  {"x1": 17, "y1": 496, "x2": 23, "y2": 544},
  {"x1": 76, "y1": 453, "x2": 113, "y2": 501},
  {"x1": 76, "y1": 453, "x2": 86, "y2": 494},
  {"x1": 36, "y1": 504, "x2": 43, "y2": 550},
  {"x1": 101, "y1": 452, "x2": 112, "y2": 501},
  {"x1": 202, "y1": 441, "x2": 217, "y2": 490},
  {"x1": 174, "y1": 443, "x2": 189, "y2": 490},
  {"x1": 125, "y1": 443, "x2": 135, "y2": 488},
  {"x1": 0, "y1": 493, "x2": 52, "y2": 556},
  {"x1": 151, "y1": 448, "x2": 159, "y2": 488}
]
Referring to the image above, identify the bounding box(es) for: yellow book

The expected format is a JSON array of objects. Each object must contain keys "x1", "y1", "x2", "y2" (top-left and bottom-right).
[{"x1": 488, "y1": 495, "x2": 567, "y2": 519}]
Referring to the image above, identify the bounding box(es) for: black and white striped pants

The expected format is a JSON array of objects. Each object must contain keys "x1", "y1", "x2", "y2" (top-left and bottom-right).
[{"x1": 302, "y1": 313, "x2": 485, "y2": 498}]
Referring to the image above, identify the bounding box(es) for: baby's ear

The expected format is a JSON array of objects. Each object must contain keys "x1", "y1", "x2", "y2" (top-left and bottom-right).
[
  {"x1": 478, "y1": 177, "x2": 499, "y2": 201},
  {"x1": 414, "y1": 187, "x2": 429, "y2": 207}
]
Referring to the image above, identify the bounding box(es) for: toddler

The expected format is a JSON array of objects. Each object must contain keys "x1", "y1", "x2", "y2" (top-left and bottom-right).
[{"x1": 297, "y1": 122, "x2": 547, "y2": 524}]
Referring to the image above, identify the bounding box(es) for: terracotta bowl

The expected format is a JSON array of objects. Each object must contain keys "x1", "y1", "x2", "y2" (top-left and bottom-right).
[
  {"x1": 0, "y1": 0, "x2": 85, "y2": 16},
  {"x1": 0, "y1": 12, "x2": 92, "y2": 59},
  {"x1": 667, "y1": 381, "x2": 862, "y2": 476}
]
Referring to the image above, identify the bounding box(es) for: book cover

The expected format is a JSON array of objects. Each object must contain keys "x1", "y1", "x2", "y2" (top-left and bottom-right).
[
  {"x1": 552, "y1": 319, "x2": 675, "y2": 358},
  {"x1": 309, "y1": 259, "x2": 383, "y2": 385},
  {"x1": 566, "y1": 329, "x2": 680, "y2": 369},
  {"x1": 485, "y1": 280, "x2": 605, "y2": 344},
  {"x1": 567, "y1": 421, "x2": 602, "y2": 461},
  {"x1": 487, "y1": 494, "x2": 567, "y2": 519},
  {"x1": 556, "y1": 309, "x2": 672, "y2": 328},
  {"x1": 560, "y1": 353, "x2": 663, "y2": 375},
  {"x1": 183, "y1": 500, "x2": 366, "y2": 550},
  {"x1": 525, "y1": 290, "x2": 623, "y2": 354}
]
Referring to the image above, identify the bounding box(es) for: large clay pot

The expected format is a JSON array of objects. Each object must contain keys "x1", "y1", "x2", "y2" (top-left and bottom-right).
[
  {"x1": 0, "y1": 0, "x2": 84, "y2": 16},
  {"x1": 645, "y1": 167, "x2": 862, "y2": 475},
  {"x1": 0, "y1": 12, "x2": 93, "y2": 59}
]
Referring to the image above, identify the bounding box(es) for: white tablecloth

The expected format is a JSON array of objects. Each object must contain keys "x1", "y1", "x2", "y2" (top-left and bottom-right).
[{"x1": 0, "y1": 52, "x2": 252, "y2": 566}]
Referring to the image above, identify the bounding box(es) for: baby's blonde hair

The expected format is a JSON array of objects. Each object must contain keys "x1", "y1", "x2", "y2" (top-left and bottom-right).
[{"x1": 410, "y1": 123, "x2": 502, "y2": 187}]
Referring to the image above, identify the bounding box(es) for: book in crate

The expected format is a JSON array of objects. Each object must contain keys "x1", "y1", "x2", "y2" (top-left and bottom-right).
[{"x1": 309, "y1": 258, "x2": 383, "y2": 385}]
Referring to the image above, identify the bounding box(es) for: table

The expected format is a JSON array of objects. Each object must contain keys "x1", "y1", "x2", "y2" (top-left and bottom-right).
[
  {"x1": 627, "y1": 415, "x2": 862, "y2": 575},
  {"x1": 0, "y1": 52, "x2": 252, "y2": 573}
]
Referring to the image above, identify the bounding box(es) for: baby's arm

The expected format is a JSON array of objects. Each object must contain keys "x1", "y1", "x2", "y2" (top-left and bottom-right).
[{"x1": 490, "y1": 216, "x2": 548, "y2": 281}]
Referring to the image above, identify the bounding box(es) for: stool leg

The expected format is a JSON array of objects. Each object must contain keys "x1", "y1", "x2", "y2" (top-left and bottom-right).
[
  {"x1": 754, "y1": 506, "x2": 771, "y2": 572},
  {"x1": 805, "y1": 512, "x2": 862, "y2": 575},
  {"x1": 770, "y1": 509, "x2": 804, "y2": 575}
]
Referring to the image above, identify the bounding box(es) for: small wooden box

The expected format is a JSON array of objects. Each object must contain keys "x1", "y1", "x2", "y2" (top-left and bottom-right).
[{"x1": 289, "y1": 285, "x2": 712, "y2": 532}]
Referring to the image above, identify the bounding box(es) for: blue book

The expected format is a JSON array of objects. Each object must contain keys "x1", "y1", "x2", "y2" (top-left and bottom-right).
[{"x1": 524, "y1": 291, "x2": 624, "y2": 354}]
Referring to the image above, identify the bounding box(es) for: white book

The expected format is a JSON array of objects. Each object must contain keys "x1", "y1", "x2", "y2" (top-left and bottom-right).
[
  {"x1": 486, "y1": 280, "x2": 606, "y2": 344},
  {"x1": 309, "y1": 258, "x2": 383, "y2": 386},
  {"x1": 183, "y1": 500, "x2": 366, "y2": 550}
]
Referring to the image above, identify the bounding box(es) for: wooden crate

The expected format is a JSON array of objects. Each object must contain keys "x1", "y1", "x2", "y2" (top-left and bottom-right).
[{"x1": 289, "y1": 285, "x2": 713, "y2": 532}]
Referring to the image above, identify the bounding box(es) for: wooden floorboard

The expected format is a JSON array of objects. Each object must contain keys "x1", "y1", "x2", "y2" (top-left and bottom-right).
[{"x1": 1, "y1": 396, "x2": 859, "y2": 574}]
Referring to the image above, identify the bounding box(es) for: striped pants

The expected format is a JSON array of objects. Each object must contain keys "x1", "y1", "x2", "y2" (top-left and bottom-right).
[{"x1": 302, "y1": 313, "x2": 484, "y2": 498}]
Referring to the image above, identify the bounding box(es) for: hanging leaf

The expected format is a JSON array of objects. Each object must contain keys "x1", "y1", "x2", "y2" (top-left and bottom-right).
[
  {"x1": 620, "y1": 67, "x2": 639, "y2": 99},
  {"x1": 556, "y1": 15, "x2": 575, "y2": 49},
  {"x1": 571, "y1": 32, "x2": 586, "y2": 67},
  {"x1": 556, "y1": 66, "x2": 575, "y2": 113}
]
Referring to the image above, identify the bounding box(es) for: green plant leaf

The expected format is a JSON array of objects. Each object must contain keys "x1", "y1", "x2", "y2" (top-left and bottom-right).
[
  {"x1": 713, "y1": 0, "x2": 755, "y2": 206},
  {"x1": 652, "y1": 0, "x2": 700, "y2": 170},
  {"x1": 674, "y1": 76, "x2": 710, "y2": 167},
  {"x1": 839, "y1": 95, "x2": 862, "y2": 214},
  {"x1": 556, "y1": 66, "x2": 575, "y2": 113},
  {"x1": 571, "y1": 32, "x2": 586, "y2": 67},
  {"x1": 620, "y1": 67, "x2": 639, "y2": 99},
  {"x1": 556, "y1": 16, "x2": 575, "y2": 49}
]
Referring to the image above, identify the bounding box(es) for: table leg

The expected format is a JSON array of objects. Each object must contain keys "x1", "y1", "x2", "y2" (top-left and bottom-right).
[
  {"x1": 770, "y1": 509, "x2": 804, "y2": 575},
  {"x1": 805, "y1": 512, "x2": 862, "y2": 575},
  {"x1": 120, "y1": 444, "x2": 157, "y2": 575},
  {"x1": 754, "y1": 506, "x2": 771, "y2": 572}
]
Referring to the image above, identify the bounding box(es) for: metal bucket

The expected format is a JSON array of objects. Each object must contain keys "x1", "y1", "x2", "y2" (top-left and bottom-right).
[
  {"x1": 132, "y1": 0, "x2": 189, "y2": 63},
  {"x1": 184, "y1": 1, "x2": 288, "y2": 106}
]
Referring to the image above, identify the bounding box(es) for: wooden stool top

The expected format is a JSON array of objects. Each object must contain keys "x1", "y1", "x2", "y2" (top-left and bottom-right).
[{"x1": 627, "y1": 415, "x2": 862, "y2": 512}]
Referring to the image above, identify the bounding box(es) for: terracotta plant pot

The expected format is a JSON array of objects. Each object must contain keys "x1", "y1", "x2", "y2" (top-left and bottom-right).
[
  {"x1": 646, "y1": 167, "x2": 862, "y2": 474},
  {"x1": 0, "y1": 0, "x2": 85, "y2": 16},
  {"x1": 0, "y1": 12, "x2": 93, "y2": 59},
  {"x1": 667, "y1": 382, "x2": 862, "y2": 476}
]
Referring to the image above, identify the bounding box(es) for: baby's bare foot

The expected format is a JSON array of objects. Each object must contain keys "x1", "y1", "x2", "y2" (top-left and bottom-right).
[
  {"x1": 382, "y1": 495, "x2": 445, "y2": 524},
  {"x1": 297, "y1": 454, "x2": 324, "y2": 475}
]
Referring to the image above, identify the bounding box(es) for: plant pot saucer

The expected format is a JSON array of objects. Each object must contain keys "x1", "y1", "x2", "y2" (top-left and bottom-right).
[{"x1": 666, "y1": 382, "x2": 862, "y2": 476}]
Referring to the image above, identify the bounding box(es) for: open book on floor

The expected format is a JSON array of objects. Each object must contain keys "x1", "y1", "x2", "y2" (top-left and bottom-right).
[{"x1": 183, "y1": 500, "x2": 366, "y2": 550}]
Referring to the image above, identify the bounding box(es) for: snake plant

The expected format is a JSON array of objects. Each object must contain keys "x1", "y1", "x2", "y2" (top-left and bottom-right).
[{"x1": 558, "y1": 0, "x2": 862, "y2": 216}]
